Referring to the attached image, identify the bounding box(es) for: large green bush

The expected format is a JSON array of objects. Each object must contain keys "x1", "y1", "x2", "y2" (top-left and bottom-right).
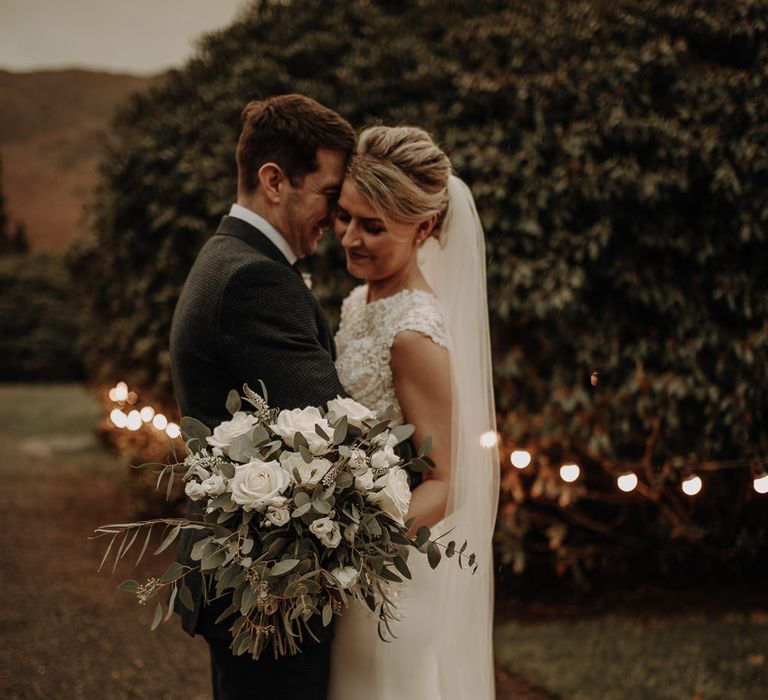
[{"x1": 70, "y1": 0, "x2": 768, "y2": 582}]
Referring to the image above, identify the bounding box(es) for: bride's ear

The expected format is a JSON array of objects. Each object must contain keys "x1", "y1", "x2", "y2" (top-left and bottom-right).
[
  {"x1": 416, "y1": 214, "x2": 438, "y2": 245},
  {"x1": 257, "y1": 163, "x2": 284, "y2": 203}
]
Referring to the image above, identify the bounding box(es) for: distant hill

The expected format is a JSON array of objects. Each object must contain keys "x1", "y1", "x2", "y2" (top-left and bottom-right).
[{"x1": 0, "y1": 69, "x2": 153, "y2": 250}]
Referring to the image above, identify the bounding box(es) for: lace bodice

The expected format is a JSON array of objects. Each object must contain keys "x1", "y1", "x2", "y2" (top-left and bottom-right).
[{"x1": 334, "y1": 285, "x2": 449, "y2": 423}]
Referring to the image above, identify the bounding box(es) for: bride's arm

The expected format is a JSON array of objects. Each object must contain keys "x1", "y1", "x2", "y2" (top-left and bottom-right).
[{"x1": 390, "y1": 330, "x2": 452, "y2": 535}]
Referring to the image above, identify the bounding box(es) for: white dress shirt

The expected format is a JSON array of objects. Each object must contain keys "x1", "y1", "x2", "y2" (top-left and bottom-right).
[{"x1": 228, "y1": 203, "x2": 297, "y2": 265}]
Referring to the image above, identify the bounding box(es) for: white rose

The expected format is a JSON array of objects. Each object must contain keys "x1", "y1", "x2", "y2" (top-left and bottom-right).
[
  {"x1": 265, "y1": 506, "x2": 291, "y2": 527},
  {"x1": 348, "y1": 448, "x2": 368, "y2": 471},
  {"x1": 367, "y1": 467, "x2": 412, "y2": 525},
  {"x1": 330, "y1": 566, "x2": 360, "y2": 589},
  {"x1": 326, "y1": 396, "x2": 375, "y2": 429},
  {"x1": 206, "y1": 411, "x2": 259, "y2": 453},
  {"x1": 370, "y1": 444, "x2": 400, "y2": 471},
  {"x1": 372, "y1": 432, "x2": 399, "y2": 449},
  {"x1": 309, "y1": 516, "x2": 342, "y2": 549},
  {"x1": 354, "y1": 468, "x2": 375, "y2": 492},
  {"x1": 184, "y1": 480, "x2": 206, "y2": 501},
  {"x1": 201, "y1": 473, "x2": 227, "y2": 497},
  {"x1": 280, "y1": 451, "x2": 332, "y2": 487},
  {"x1": 270, "y1": 407, "x2": 331, "y2": 455},
  {"x1": 230, "y1": 458, "x2": 291, "y2": 511},
  {"x1": 343, "y1": 523, "x2": 359, "y2": 544}
]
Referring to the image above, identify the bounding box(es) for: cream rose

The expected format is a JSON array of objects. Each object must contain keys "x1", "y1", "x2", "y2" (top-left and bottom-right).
[
  {"x1": 370, "y1": 444, "x2": 400, "y2": 471},
  {"x1": 372, "y1": 432, "x2": 399, "y2": 449},
  {"x1": 201, "y1": 473, "x2": 227, "y2": 497},
  {"x1": 206, "y1": 411, "x2": 259, "y2": 453},
  {"x1": 265, "y1": 505, "x2": 290, "y2": 527},
  {"x1": 309, "y1": 516, "x2": 342, "y2": 548},
  {"x1": 270, "y1": 407, "x2": 331, "y2": 455},
  {"x1": 367, "y1": 467, "x2": 412, "y2": 525},
  {"x1": 280, "y1": 451, "x2": 332, "y2": 487},
  {"x1": 326, "y1": 396, "x2": 375, "y2": 429},
  {"x1": 184, "y1": 480, "x2": 206, "y2": 501},
  {"x1": 330, "y1": 566, "x2": 360, "y2": 589},
  {"x1": 230, "y1": 458, "x2": 290, "y2": 511},
  {"x1": 354, "y1": 468, "x2": 375, "y2": 492}
]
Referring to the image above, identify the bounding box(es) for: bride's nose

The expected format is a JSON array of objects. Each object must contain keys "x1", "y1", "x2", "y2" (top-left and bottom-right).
[{"x1": 341, "y1": 220, "x2": 363, "y2": 248}]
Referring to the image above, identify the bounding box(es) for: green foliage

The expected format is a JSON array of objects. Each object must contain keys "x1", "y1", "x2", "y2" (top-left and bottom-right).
[
  {"x1": 72, "y1": 0, "x2": 768, "y2": 581},
  {"x1": 0, "y1": 253, "x2": 85, "y2": 380}
]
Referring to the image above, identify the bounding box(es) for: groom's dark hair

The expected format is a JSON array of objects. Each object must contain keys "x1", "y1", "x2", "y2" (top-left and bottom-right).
[{"x1": 236, "y1": 94, "x2": 355, "y2": 193}]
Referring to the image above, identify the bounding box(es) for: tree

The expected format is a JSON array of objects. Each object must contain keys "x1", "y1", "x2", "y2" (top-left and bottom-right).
[{"x1": 70, "y1": 0, "x2": 768, "y2": 581}]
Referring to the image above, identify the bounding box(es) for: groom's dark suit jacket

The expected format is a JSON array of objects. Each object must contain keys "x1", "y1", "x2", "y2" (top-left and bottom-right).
[{"x1": 169, "y1": 214, "x2": 345, "y2": 640}]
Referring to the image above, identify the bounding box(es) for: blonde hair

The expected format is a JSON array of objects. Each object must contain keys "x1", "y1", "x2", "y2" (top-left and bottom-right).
[{"x1": 346, "y1": 126, "x2": 452, "y2": 233}]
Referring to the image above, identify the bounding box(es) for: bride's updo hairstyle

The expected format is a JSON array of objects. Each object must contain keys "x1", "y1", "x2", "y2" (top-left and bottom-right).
[{"x1": 346, "y1": 126, "x2": 452, "y2": 237}]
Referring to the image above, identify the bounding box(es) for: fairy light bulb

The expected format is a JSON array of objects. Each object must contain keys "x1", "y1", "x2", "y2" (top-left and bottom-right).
[
  {"x1": 560, "y1": 463, "x2": 580, "y2": 483},
  {"x1": 510, "y1": 450, "x2": 532, "y2": 469},
  {"x1": 108, "y1": 387, "x2": 119, "y2": 402},
  {"x1": 126, "y1": 410, "x2": 142, "y2": 431},
  {"x1": 152, "y1": 413, "x2": 168, "y2": 431},
  {"x1": 140, "y1": 406, "x2": 155, "y2": 423},
  {"x1": 480, "y1": 431, "x2": 498, "y2": 448},
  {"x1": 110, "y1": 409, "x2": 128, "y2": 429},
  {"x1": 166, "y1": 422, "x2": 181, "y2": 439},
  {"x1": 617, "y1": 472, "x2": 638, "y2": 492},
  {"x1": 753, "y1": 474, "x2": 768, "y2": 494},
  {"x1": 114, "y1": 382, "x2": 128, "y2": 402},
  {"x1": 682, "y1": 475, "x2": 702, "y2": 496}
]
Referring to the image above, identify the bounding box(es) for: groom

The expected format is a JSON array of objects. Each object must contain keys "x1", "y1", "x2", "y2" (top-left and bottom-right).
[{"x1": 169, "y1": 94, "x2": 355, "y2": 699}]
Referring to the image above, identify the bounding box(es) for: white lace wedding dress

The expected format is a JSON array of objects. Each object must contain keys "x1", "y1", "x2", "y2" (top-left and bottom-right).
[
  {"x1": 327, "y1": 176, "x2": 498, "y2": 700},
  {"x1": 328, "y1": 284, "x2": 451, "y2": 700}
]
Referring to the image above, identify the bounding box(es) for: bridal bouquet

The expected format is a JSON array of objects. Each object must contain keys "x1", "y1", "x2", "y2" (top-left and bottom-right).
[{"x1": 94, "y1": 384, "x2": 475, "y2": 659}]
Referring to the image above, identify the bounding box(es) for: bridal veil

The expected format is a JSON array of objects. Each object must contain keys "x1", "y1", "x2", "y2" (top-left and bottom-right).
[{"x1": 417, "y1": 175, "x2": 500, "y2": 699}]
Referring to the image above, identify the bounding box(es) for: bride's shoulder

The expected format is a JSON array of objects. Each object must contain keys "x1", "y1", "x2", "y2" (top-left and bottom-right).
[{"x1": 385, "y1": 289, "x2": 449, "y2": 350}]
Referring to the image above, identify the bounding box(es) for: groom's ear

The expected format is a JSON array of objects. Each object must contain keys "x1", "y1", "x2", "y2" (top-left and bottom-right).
[{"x1": 257, "y1": 163, "x2": 284, "y2": 203}]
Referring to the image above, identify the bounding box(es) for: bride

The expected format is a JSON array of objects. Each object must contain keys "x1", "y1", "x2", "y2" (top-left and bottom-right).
[{"x1": 328, "y1": 126, "x2": 500, "y2": 700}]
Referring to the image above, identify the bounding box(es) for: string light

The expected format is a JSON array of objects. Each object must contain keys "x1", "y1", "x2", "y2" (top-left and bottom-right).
[
  {"x1": 114, "y1": 382, "x2": 128, "y2": 402},
  {"x1": 140, "y1": 406, "x2": 155, "y2": 423},
  {"x1": 682, "y1": 475, "x2": 702, "y2": 496},
  {"x1": 754, "y1": 474, "x2": 768, "y2": 494},
  {"x1": 560, "y1": 463, "x2": 580, "y2": 483},
  {"x1": 152, "y1": 413, "x2": 168, "y2": 431},
  {"x1": 126, "y1": 410, "x2": 142, "y2": 431},
  {"x1": 166, "y1": 422, "x2": 181, "y2": 439},
  {"x1": 480, "y1": 431, "x2": 499, "y2": 448},
  {"x1": 617, "y1": 472, "x2": 638, "y2": 492},
  {"x1": 108, "y1": 387, "x2": 119, "y2": 402},
  {"x1": 510, "y1": 450, "x2": 532, "y2": 469},
  {"x1": 109, "y1": 409, "x2": 128, "y2": 429}
]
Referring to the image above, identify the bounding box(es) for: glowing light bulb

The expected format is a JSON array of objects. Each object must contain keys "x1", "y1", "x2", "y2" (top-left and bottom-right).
[
  {"x1": 166, "y1": 422, "x2": 181, "y2": 439},
  {"x1": 126, "y1": 410, "x2": 142, "y2": 431},
  {"x1": 140, "y1": 406, "x2": 155, "y2": 423},
  {"x1": 617, "y1": 472, "x2": 638, "y2": 492},
  {"x1": 114, "y1": 382, "x2": 128, "y2": 402},
  {"x1": 126, "y1": 391, "x2": 138, "y2": 405},
  {"x1": 510, "y1": 450, "x2": 532, "y2": 469},
  {"x1": 110, "y1": 409, "x2": 127, "y2": 428},
  {"x1": 682, "y1": 475, "x2": 702, "y2": 496},
  {"x1": 560, "y1": 463, "x2": 580, "y2": 483},
  {"x1": 108, "y1": 387, "x2": 119, "y2": 402},
  {"x1": 753, "y1": 474, "x2": 768, "y2": 494},
  {"x1": 479, "y1": 431, "x2": 498, "y2": 448},
  {"x1": 152, "y1": 413, "x2": 168, "y2": 431}
]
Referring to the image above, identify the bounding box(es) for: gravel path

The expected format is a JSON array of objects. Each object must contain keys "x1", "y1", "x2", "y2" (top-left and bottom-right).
[{"x1": 0, "y1": 433, "x2": 553, "y2": 700}]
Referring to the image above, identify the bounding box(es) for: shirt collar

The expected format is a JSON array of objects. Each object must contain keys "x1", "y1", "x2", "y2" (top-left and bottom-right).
[{"x1": 228, "y1": 203, "x2": 297, "y2": 265}]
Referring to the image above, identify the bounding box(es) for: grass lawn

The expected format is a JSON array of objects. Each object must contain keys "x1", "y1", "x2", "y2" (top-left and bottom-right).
[{"x1": 495, "y1": 613, "x2": 768, "y2": 699}]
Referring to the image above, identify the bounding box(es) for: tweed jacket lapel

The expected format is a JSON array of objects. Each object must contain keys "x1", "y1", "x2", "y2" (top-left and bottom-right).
[
  {"x1": 215, "y1": 215, "x2": 293, "y2": 267},
  {"x1": 214, "y1": 215, "x2": 336, "y2": 357}
]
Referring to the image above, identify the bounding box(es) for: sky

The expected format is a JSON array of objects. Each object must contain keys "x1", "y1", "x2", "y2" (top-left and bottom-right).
[{"x1": 0, "y1": 0, "x2": 251, "y2": 75}]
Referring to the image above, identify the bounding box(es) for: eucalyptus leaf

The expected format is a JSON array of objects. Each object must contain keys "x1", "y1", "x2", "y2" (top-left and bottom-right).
[
  {"x1": 226, "y1": 389, "x2": 241, "y2": 416},
  {"x1": 179, "y1": 584, "x2": 194, "y2": 611},
  {"x1": 118, "y1": 579, "x2": 139, "y2": 593},
  {"x1": 180, "y1": 416, "x2": 212, "y2": 442},
  {"x1": 270, "y1": 558, "x2": 301, "y2": 577},
  {"x1": 160, "y1": 561, "x2": 184, "y2": 583},
  {"x1": 151, "y1": 601, "x2": 163, "y2": 630},
  {"x1": 322, "y1": 602, "x2": 333, "y2": 627},
  {"x1": 427, "y1": 542, "x2": 441, "y2": 569}
]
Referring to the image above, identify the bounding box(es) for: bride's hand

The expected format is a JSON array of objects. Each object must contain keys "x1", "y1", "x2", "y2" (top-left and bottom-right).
[{"x1": 390, "y1": 330, "x2": 452, "y2": 536}]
